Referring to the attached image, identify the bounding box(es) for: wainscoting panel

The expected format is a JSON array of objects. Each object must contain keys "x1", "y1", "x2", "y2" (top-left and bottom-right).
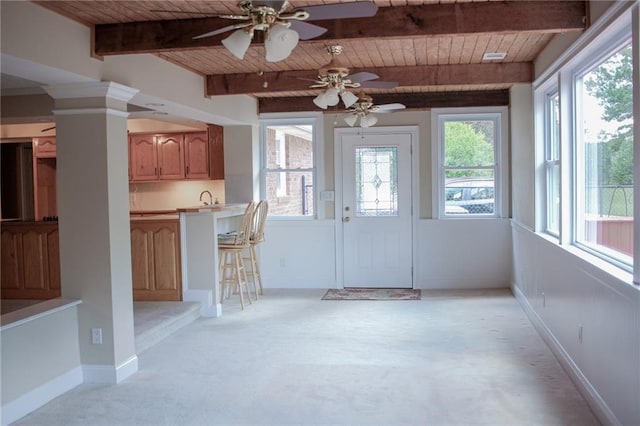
[
  {"x1": 416, "y1": 218, "x2": 512, "y2": 289},
  {"x1": 511, "y1": 221, "x2": 640, "y2": 426}
]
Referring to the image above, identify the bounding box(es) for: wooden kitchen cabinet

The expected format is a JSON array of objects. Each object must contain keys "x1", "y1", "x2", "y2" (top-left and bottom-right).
[
  {"x1": 1, "y1": 223, "x2": 61, "y2": 299},
  {"x1": 128, "y1": 129, "x2": 223, "y2": 182},
  {"x1": 130, "y1": 219, "x2": 182, "y2": 301},
  {"x1": 157, "y1": 134, "x2": 185, "y2": 180},
  {"x1": 33, "y1": 137, "x2": 57, "y2": 158},
  {"x1": 129, "y1": 134, "x2": 158, "y2": 181},
  {"x1": 31, "y1": 137, "x2": 57, "y2": 220},
  {"x1": 185, "y1": 132, "x2": 210, "y2": 179}
]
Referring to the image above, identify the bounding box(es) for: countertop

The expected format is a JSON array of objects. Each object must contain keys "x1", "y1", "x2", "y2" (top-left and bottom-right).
[
  {"x1": 176, "y1": 203, "x2": 246, "y2": 213},
  {"x1": 130, "y1": 209, "x2": 177, "y2": 216}
]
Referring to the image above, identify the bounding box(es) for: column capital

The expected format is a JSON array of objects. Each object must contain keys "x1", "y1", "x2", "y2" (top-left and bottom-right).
[{"x1": 43, "y1": 81, "x2": 138, "y2": 103}]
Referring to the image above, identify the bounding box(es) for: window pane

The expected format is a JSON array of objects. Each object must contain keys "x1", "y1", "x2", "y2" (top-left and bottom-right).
[
  {"x1": 546, "y1": 92, "x2": 560, "y2": 235},
  {"x1": 263, "y1": 121, "x2": 315, "y2": 217},
  {"x1": 548, "y1": 94, "x2": 560, "y2": 161},
  {"x1": 578, "y1": 43, "x2": 633, "y2": 262},
  {"x1": 445, "y1": 170, "x2": 495, "y2": 215},
  {"x1": 444, "y1": 120, "x2": 495, "y2": 167},
  {"x1": 265, "y1": 125, "x2": 313, "y2": 169},
  {"x1": 265, "y1": 171, "x2": 313, "y2": 216},
  {"x1": 547, "y1": 163, "x2": 560, "y2": 234},
  {"x1": 355, "y1": 147, "x2": 398, "y2": 217}
]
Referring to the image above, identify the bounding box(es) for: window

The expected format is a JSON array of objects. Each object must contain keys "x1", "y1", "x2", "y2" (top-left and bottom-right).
[
  {"x1": 261, "y1": 117, "x2": 319, "y2": 217},
  {"x1": 355, "y1": 146, "x2": 398, "y2": 217},
  {"x1": 545, "y1": 91, "x2": 561, "y2": 236},
  {"x1": 534, "y1": 5, "x2": 636, "y2": 274},
  {"x1": 433, "y1": 108, "x2": 507, "y2": 218},
  {"x1": 575, "y1": 41, "x2": 634, "y2": 265}
]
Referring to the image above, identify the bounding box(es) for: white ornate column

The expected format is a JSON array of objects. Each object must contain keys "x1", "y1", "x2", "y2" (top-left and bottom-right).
[{"x1": 44, "y1": 82, "x2": 139, "y2": 383}]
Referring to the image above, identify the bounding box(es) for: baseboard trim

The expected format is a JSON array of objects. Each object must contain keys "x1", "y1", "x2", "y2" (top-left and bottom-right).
[
  {"x1": 512, "y1": 285, "x2": 621, "y2": 426},
  {"x1": 1, "y1": 366, "x2": 82, "y2": 426},
  {"x1": 183, "y1": 289, "x2": 221, "y2": 317},
  {"x1": 82, "y1": 355, "x2": 138, "y2": 384}
]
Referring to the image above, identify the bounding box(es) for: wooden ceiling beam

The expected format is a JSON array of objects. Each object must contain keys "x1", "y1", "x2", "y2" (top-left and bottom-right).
[
  {"x1": 206, "y1": 63, "x2": 532, "y2": 96},
  {"x1": 258, "y1": 90, "x2": 510, "y2": 114},
  {"x1": 94, "y1": 1, "x2": 585, "y2": 55}
]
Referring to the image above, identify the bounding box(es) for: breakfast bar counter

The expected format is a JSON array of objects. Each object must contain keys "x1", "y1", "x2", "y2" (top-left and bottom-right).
[{"x1": 178, "y1": 204, "x2": 248, "y2": 317}]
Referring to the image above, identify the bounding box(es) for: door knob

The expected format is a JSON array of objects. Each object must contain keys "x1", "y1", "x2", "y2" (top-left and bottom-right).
[{"x1": 343, "y1": 217, "x2": 351, "y2": 223}]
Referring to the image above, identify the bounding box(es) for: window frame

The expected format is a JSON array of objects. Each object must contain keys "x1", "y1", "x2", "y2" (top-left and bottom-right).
[
  {"x1": 544, "y1": 89, "x2": 561, "y2": 237},
  {"x1": 572, "y1": 38, "x2": 634, "y2": 269},
  {"x1": 259, "y1": 113, "x2": 324, "y2": 220},
  {"x1": 431, "y1": 107, "x2": 509, "y2": 219},
  {"x1": 533, "y1": 1, "x2": 637, "y2": 279}
]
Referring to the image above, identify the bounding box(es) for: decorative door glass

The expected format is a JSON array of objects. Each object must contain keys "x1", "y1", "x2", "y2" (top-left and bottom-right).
[{"x1": 355, "y1": 146, "x2": 398, "y2": 216}]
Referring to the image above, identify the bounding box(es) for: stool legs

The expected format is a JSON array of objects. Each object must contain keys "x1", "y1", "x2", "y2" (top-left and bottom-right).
[
  {"x1": 219, "y1": 249, "x2": 252, "y2": 310},
  {"x1": 248, "y1": 244, "x2": 263, "y2": 296}
]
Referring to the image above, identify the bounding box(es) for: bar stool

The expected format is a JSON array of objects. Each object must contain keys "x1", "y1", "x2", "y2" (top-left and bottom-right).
[
  {"x1": 245, "y1": 200, "x2": 268, "y2": 298},
  {"x1": 218, "y1": 202, "x2": 255, "y2": 310}
]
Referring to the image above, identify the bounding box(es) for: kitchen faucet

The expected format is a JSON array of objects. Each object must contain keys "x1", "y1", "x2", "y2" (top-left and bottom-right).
[{"x1": 199, "y1": 190, "x2": 213, "y2": 206}]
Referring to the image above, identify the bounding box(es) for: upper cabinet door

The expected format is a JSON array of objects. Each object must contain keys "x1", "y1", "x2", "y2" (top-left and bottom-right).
[
  {"x1": 157, "y1": 134, "x2": 185, "y2": 180},
  {"x1": 184, "y1": 132, "x2": 209, "y2": 179},
  {"x1": 130, "y1": 134, "x2": 158, "y2": 181},
  {"x1": 33, "y1": 137, "x2": 57, "y2": 158}
]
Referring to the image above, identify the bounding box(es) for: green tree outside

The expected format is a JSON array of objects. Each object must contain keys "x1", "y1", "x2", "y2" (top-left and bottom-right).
[
  {"x1": 585, "y1": 45, "x2": 633, "y2": 186},
  {"x1": 444, "y1": 121, "x2": 494, "y2": 178}
]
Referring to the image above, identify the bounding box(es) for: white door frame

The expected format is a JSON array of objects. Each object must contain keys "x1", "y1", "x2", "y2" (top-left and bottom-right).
[{"x1": 334, "y1": 126, "x2": 420, "y2": 289}]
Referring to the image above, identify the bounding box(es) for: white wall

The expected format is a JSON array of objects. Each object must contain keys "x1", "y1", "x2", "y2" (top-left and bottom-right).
[
  {"x1": 0, "y1": 0, "x2": 257, "y2": 127},
  {"x1": 512, "y1": 222, "x2": 640, "y2": 426},
  {"x1": 1, "y1": 303, "x2": 82, "y2": 425},
  {"x1": 511, "y1": 3, "x2": 640, "y2": 424},
  {"x1": 260, "y1": 220, "x2": 336, "y2": 288},
  {"x1": 224, "y1": 125, "x2": 260, "y2": 204},
  {"x1": 510, "y1": 84, "x2": 535, "y2": 228},
  {"x1": 260, "y1": 108, "x2": 512, "y2": 291},
  {"x1": 417, "y1": 219, "x2": 512, "y2": 289}
]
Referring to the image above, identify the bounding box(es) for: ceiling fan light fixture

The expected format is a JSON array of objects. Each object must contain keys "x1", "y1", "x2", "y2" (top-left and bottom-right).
[
  {"x1": 360, "y1": 114, "x2": 378, "y2": 128},
  {"x1": 265, "y1": 25, "x2": 299, "y2": 62},
  {"x1": 222, "y1": 29, "x2": 252, "y2": 60},
  {"x1": 313, "y1": 92, "x2": 330, "y2": 109},
  {"x1": 340, "y1": 91, "x2": 358, "y2": 108},
  {"x1": 325, "y1": 87, "x2": 340, "y2": 107},
  {"x1": 344, "y1": 114, "x2": 358, "y2": 127}
]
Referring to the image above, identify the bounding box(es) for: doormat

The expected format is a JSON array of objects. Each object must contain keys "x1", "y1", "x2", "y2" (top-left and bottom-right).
[{"x1": 322, "y1": 288, "x2": 421, "y2": 301}]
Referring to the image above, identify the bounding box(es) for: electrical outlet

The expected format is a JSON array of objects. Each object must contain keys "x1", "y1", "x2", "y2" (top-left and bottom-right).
[
  {"x1": 279, "y1": 258, "x2": 286, "y2": 267},
  {"x1": 91, "y1": 328, "x2": 103, "y2": 345}
]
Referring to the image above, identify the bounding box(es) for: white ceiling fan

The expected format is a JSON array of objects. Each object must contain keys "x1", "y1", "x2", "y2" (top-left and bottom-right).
[
  {"x1": 152, "y1": 1, "x2": 378, "y2": 62},
  {"x1": 344, "y1": 91, "x2": 406, "y2": 128},
  {"x1": 305, "y1": 45, "x2": 398, "y2": 109}
]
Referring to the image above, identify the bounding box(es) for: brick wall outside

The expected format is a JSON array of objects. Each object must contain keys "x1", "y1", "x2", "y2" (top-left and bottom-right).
[{"x1": 265, "y1": 128, "x2": 314, "y2": 216}]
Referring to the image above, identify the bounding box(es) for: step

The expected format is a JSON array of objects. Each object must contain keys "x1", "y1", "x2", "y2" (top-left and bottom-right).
[{"x1": 134, "y1": 301, "x2": 201, "y2": 353}]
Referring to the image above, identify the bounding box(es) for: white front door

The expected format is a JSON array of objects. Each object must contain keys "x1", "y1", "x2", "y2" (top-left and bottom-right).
[{"x1": 337, "y1": 128, "x2": 414, "y2": 288}]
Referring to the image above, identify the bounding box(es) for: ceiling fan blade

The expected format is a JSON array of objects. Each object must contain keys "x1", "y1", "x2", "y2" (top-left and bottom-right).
[
  {"x1": 299, "y1": 1, "x2": 378, "y2": 21},
  {"x1": 375, "y1": 103, "x2": 406, "y2": 112},
  {"x1": 192, "y1": 23, "x2": 251, "y2": 40},
  {"x1": 151, "y1": 9, "x2": 251, "y2": 21},
  {"x1": 295, "y1": 77, "x2": 323, "y2": 83},
  {"x1": 288, "y1": 20, "x2": 327, "y2": 40},
  {"x1": 360, "y1": 80, "x2": 399, "y2": 89},
  {"x1": 348, "y1": 72, "x2": 379, "y2": 83}
]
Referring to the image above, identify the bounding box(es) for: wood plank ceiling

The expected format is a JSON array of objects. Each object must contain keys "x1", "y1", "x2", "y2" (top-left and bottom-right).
[{"x1": 35, "y1": 0, "x2": 587, "y2": 113}]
